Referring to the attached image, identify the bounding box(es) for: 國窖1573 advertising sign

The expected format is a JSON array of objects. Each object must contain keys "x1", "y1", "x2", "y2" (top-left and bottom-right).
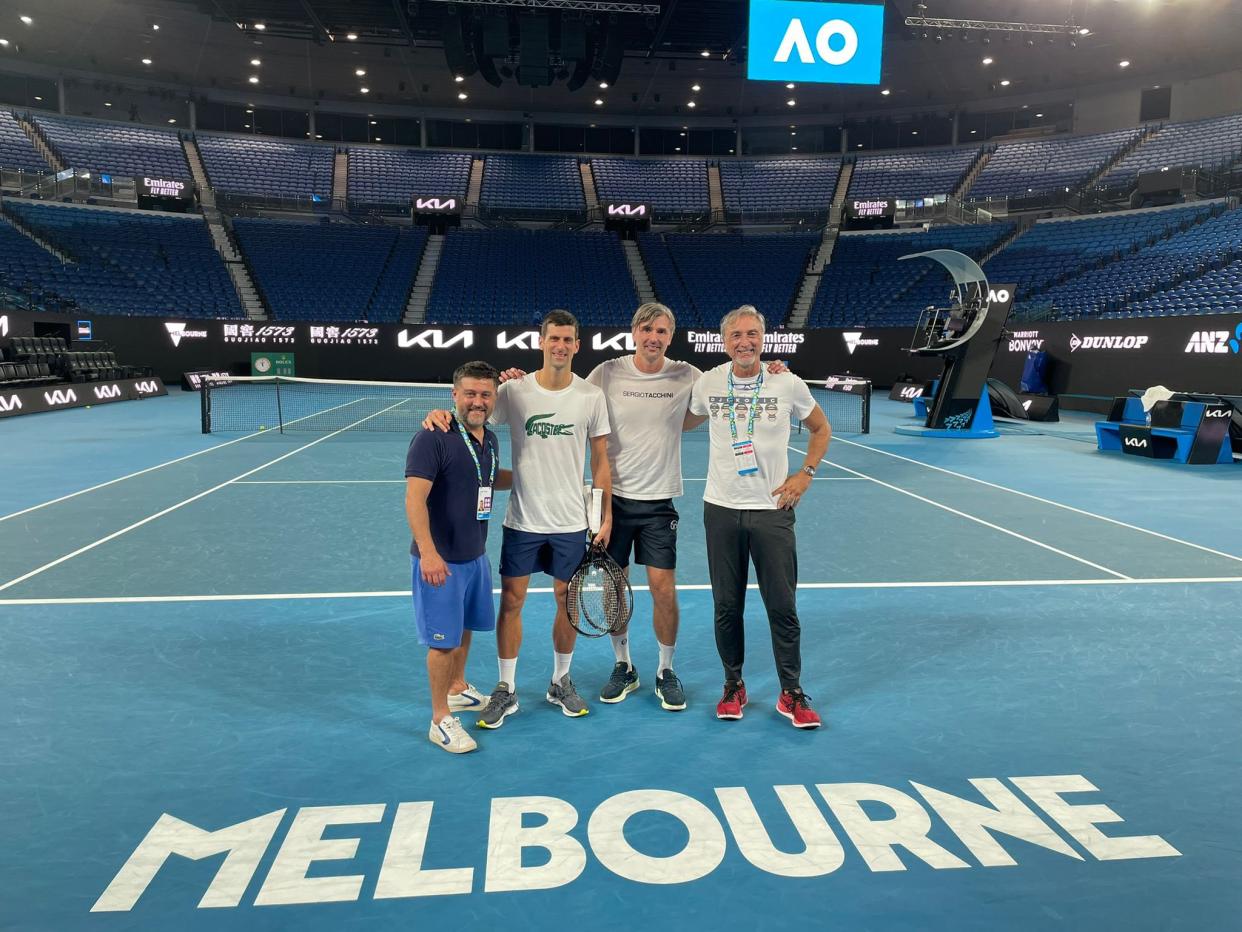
[{"x1": 747, "y1": 0, "x2": 885, "y2": 85}]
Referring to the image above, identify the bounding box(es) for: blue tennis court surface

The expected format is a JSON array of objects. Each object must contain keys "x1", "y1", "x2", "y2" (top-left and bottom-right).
[{"x1": 2, "y1": 390, "x2": 1240, "y2": 930}]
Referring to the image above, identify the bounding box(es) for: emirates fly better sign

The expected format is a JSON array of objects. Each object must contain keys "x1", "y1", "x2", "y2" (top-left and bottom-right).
[{"x1": 747, "y1": 0, "x2": 885, "y2": 85}]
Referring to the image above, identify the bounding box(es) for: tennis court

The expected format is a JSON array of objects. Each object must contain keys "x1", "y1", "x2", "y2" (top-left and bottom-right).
[{"x1": 2, "y1": 387, "x2": 1240, "y2": 930}]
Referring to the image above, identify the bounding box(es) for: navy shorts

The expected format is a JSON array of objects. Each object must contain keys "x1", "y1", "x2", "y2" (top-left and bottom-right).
[
  {"x1": 605, "y1": 496, "x2": 679, "y2": 570},
  {"x1": 411, "y1": 553, "x2": 495, "y2": 649},
  {"x1": 500, "y1": 526, "x2": 586, "y2": 583}
]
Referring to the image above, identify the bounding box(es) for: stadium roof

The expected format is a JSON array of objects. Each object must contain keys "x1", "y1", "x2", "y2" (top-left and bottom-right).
[{"x1": 1, "y1": 0, "x2": 1238, "y2": 120}]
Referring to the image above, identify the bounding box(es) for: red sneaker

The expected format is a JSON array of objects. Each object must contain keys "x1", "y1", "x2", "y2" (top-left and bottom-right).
[
  {"x1": 777, "y1": 689, "x2": 822, "y2": 729},
  {"x1": 716, "y1": 680, "x2": 748, "y2": 720}
]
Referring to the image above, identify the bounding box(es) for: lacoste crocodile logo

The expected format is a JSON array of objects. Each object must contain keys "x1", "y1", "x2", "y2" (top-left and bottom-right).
[{"x1": 525, "y1": 413, "x2": 574, "y2": 438}]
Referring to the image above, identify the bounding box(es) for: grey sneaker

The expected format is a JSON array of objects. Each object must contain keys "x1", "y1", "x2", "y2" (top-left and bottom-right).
[
  {"x1": 546, "y1": 673, "x2": 590, "y2": 717},
  {"x1": 476, "y1": 681, "x2": 519, "y2": 730},
  {"x1": 655, "y1": 668, "x2": 687, "y2": 711},
  {"x1": 599, "y1": 662, "x2": 640, "y2": 703}
]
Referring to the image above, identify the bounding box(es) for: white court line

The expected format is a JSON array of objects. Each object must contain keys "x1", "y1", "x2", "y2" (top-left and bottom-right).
[
  {"x1": 790, "y1": 445, "x2": 1131, "y2": 580},
  {"x1": 0, "y1": 400, "x2": 409, "y2": 594},
  {"x1": 231, "y1": 477, "x2": 866, "y2": 485},
  {"x1": 3, "y1": 576, "x2": 1240, "y2": 606},
  {"x1": 0, "y1": 397, "x2": 366, "y2": 524},
  {"x1": 833, "y1": 435, "x2": 1242, "y2": 566}
]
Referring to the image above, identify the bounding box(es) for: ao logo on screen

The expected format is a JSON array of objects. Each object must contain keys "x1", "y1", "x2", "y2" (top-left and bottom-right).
[{"x1": 748, "y1": 0, "x2": 884, "y2": 85}]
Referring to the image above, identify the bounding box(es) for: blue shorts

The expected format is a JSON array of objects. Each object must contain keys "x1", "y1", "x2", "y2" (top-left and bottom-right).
[
  {"x1": 411, "y1": 553, "x2": 495, "y2": 649},
  {"x1": 499, "y1": 526, "x2": 586, "y2": 583}
]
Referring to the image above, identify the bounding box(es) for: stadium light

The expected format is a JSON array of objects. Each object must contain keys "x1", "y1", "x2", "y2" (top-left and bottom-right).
[
  {"x1": 599, "y1": 81, "x2": 608, "y2": 89},
  {"x1": 360, "y1": 86, "x2": 370, "y2": 93},
  {"x1": 251, "y1": 58, "x2": 261, "y2": 66},
  {"x1": 692, "y1": 84, "x2": 701, "y2": 92},
  {"x1": 981, "y1": 57, "x2": 993, "y2": 65},
  {"x1": 700, "y1": 49, "x2": 710, "y2": 57},
  {"x1": 20, "y1": 15, "x2": 32, "y2": 25},
  {"x1": 254, "y1": 22, "x2": 265, "y2": 30},
  {"x1": 346, "y1": 32, "x2": 357, "y2": 40},
  {"x1": 687, "y1": 100, "x2": 696, "y2": 107},
  {"x1": 999, "y1": 79, "x2": 1010, "y2": 86},
  {"x1": 355, "y1": 68, "x2": 366, "y2": 76},
  {"x1": 595, "y1": 98, "x2": 604, "y2": 105},
  {"x1": 785, "y1": 83, "x2": 795, "y2": 89},
  {"x1": 1119, "y1": 60, "x2": 1130, "y2": 68},
  {"x1": 786, "y1": 99, "x2": 796, "y2": 106},
  {"x1": 458, "y1": 92, "x2": 468, "y2": 100},
  {"x1": 0, "y1": 39, "x2": 10, "y2": 46},
  {"x1": 141, "y1": 58, "x2": 152, "y2": 65},
  {"x1": 455, "y1": 75, "x2": 465, "y2": 82},
  {"x1": 167, "y1": 118, "x2": 176, "y2": 124},
  {"x1": 881, "y1": 88, "x2": 891, "y2": 96},
  {"x1": 248, "y1": 75, "x2": 259, "y2": 84},
  {"x1": 152, "y1": 23, "x2": 159, "y2": 30},
  {"x1": 104, "y1": 102, "x2": 112, "y2": 107}
]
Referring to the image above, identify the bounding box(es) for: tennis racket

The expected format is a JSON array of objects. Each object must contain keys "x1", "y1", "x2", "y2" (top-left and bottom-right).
[{"x1": 566, "y1": 486, "x2": 633, "y2": 638}]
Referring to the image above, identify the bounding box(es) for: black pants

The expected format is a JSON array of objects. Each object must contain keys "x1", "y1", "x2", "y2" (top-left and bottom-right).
[{"x1": 703, "y1": 501, "x2": 802, "y2": 691}]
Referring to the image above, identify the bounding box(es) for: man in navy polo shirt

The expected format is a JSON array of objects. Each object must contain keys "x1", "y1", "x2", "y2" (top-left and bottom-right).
[{"x1": 405, "y1": 361, "x2": 512, "y2": 754}]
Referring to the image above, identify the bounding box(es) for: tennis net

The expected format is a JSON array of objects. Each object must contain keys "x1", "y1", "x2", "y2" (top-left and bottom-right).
[{"x1": 200, "y1": 375, "x2": 870, "y2": 435}]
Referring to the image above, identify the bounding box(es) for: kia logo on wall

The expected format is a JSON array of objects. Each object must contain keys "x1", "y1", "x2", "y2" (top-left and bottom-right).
[
  {"x1": 497, "y1": 330, "x2": 540, "y2": 351},
  {"x1": 1069, "y1": 334, "x2": 1150, "y2": 352},
  {"x1": 747, "y1": 0, "x2": 885, "y2": 85},
  {"x1": 93, "y1": 384, "x2": 122, "y2": 400},
  {"x1": 592, "y1": 332, "x2": 637, "y2": 352},
  {"x1": 165, "y1": 322, "x2": 209, "y2": 347},
  {"x1": 397, "y1": 328, "x2": 474, "y2": 350},
  {"x1": 44, "y1": 388, "x2": 78, "y2": 407},
  {"x1": 605, "y1": 203, "x2": 650, "y2": 218},
  {"x1": 412, "y1": 196, "x2": 461, "y2": 214}
]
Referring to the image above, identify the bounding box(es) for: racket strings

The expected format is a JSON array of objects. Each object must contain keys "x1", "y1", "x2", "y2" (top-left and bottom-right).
[{"x1": 567, "y1": 550, "x2": 633, "y2": 637}]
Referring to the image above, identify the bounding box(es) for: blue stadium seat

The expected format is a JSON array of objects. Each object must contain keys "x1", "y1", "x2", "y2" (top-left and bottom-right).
[
  {"x1": 719, "y1": 158, "x2": 842, "y2": 215},
  {"x1": 968, "y1": 128, "x2": 1143, "y2": 199},
  {"x1": 480, "y1": 155, "x2": 584, "y2": 217},
  {"x1": 197, "y1": 134, "x2": 333, "y2": 201},
  {"x1": 31, "y1": 114, "x2": 189, "y2": 180},
  {"x1": 347, "y1": 147, "x2": 472, "y2": 207},
  {"x1": 0, "y1": 111, "x2": 50, "y2": 174},
  {"x1": 849, "y1": 147, "x2": 980, "y2": 199},
  {"x1": 590, "y1": 158, "x2": 709, "y2": 218},
  {"x1": 1100, "y1": 112, "x2": 1242, "y2": 188}
]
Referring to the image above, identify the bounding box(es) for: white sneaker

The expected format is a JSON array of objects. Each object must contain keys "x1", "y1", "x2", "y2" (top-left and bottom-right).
[
  {"x1": 429, "y1": 715, "x2": 478, "y2": 754},
  {"x1": 448, "y1": 683, "x2": 486, "y2": 711}
]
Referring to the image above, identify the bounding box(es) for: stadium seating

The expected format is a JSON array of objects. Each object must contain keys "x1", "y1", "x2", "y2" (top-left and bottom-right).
[
  {"x1": 480, "y1": 154, "x2": 584, "y2": 216},
  {"x1": 640, "y1": 232, "x2": 817, "y2": 327},
  {"x1": 968, "y1": 128, "x2": 1143, "y2": 200},
  {"x1": 810, "y1": 223, "x2": 1014, "y2": 327},
  {"x1": 1125, "y1": 255, "x2": 1242, "y2": 318},
  {"x1": 0, "y1": 111, "x2": 50, "y2": 173},
  {"x1": 426, "y1": 229, "x2": 636, "y2": 326},
  {"x1": 1039, "y1": 203, "x2": 1241, "y2": 318},
  {"x1": 347, "y1": 147, "x2": 472, "y2": 207},
  {"x1": 848, "y1": 147, "x2": 980, "y2": 199},
  {"x1": 232, "y1": 218, "x2": 424, "y2": 322},
  {"x1": 982, "y1": 204, "x2": 1213, "y2": 306},
  {"x1": 718, "y1": 158, "x2": 842, "y2": 214},
  {"x1": 31, "y1": 114, "x2": 189, "y2": 180},
  {"x1": 590, "y1": 158, "x2": 709, "y2": 217},
  {"x1": 1099, "y1": 112, "x2": 1242, "y2": 188},
  {"x1": 197, "y1": 134, "x2": 334, "y2": 201},
  {"x1": 0, "y1": 202, "x2": 241, "y2": 318}
]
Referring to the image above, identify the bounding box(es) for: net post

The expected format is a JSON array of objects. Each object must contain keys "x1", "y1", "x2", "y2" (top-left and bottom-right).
[
  {"x1": 862, "y1": 381, "x2": 872, "y2": 435},
  {"x1": 200, "y1": 380, "x2": 211, "y2": 434},
  {"x1": 276, "y1": 378, "x2": 284, "y2": 434}
]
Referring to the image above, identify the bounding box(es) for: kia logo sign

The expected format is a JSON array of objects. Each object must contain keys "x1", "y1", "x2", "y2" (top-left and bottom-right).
[
  {"x1": 592, "y1": 332, "x2": 636, "y2": 352},
  {"x1": 44, "y1": 388, "x2": 78, "y2": 407},
  {"x1": 0, "y1": 393, "x2": 20, "y2": 412},
  {"x1": 397, "y1": 328, "x2": 474, "y2": 350},
  {"x1": 1123, "y1": 436, "x2": 1148, "y2": 449},
  {"x1": 1205, "y1": 408, "x2": 1230, "y2": 419},
  {"x1": 134, "y1": 380, "x2": 161, "y2": 394},
  {"x1": 748, "y1": 0, "x2": 884, "y2": 85},
  {"x1": 497, "y1": 330, "x2": 540, "y2": 350},
  {"x1": 412, "y1": 196, "x2": 461, "y2": 214},
  {"x1": 93, "y1": 384, "x2": 122, "y2": 400},
  {"x1": 605, "y1": 203, "x2": 650, "y2": 218}
]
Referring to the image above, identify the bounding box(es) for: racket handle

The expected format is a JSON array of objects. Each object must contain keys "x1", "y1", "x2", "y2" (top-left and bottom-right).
[{"x1": 589, "y1": 487, "x2": 603, "y2": 535}]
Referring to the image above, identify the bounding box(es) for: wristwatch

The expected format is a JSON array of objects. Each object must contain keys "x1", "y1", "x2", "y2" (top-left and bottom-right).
[{"x1": 800, "y1": 465, "x2": 816, "y2": 478}]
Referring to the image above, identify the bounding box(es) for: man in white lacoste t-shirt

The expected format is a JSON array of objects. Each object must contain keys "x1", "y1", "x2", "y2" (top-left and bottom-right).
[{"x1": 688, "y1": 305, "x2": 831, "y2": 730}]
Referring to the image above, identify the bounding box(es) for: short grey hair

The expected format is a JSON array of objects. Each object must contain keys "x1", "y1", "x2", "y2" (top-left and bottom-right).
[
  {"x1": 631, "y1": 302, "x2": 676, "y2": 333},
  {"x1": 719, "y1": 305, "x2": 766, "y2": 339}
]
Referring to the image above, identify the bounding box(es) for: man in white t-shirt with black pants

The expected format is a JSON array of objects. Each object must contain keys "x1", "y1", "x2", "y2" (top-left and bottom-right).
[
  {"x1": 469, "y1": 310, "x2": 613, "y2": 727},
  {"x1": 688, "y1": 305, "x2": 831, "y2": 729}
]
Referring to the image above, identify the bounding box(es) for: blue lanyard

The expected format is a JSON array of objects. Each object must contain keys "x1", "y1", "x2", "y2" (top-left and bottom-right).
[
  {"x1": 726, "y1": 368, "x2": 763, "y2": 442},
  {"x1": 455, "y1": 417, "x2": 497, "y2": 489}
]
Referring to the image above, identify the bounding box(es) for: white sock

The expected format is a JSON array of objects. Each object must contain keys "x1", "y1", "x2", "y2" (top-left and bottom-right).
[
  {"x1": 498, "y1": 657, "x2": 517, "y2": 690},
  {"x1": 611, "y1": 633, "x2": 632, "y2": 667},
  {"x1": 658, "y1": 641, "x2": 676, "y2": 675},
  {"x1": 553, "y1": 651, "x2": 573, "y2": 682}
]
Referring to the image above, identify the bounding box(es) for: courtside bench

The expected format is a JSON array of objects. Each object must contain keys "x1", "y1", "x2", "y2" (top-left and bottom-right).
[{"x1": 1096, "y1": 396, "x2": 1233, "y2": 464}]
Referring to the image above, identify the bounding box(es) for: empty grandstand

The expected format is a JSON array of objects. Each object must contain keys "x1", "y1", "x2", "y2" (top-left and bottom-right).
[
  {"x1": 640, "y1": 232, "x2": 817, "y2": 327},
  {"x1": 197, "y1": 134, "x2": 334, "y2": 202},
  {"x1": 590, "y1": 158, "x2": 709, "y2": 219},
  {"x1": 0, "y1": 201, "x2": 240, "y2": 317},
  {"x1": 480, "y1": 154, "x2": 585, "y2": 219},
  {"x1": 232, "y1": 218, "x2": 425, "y2": 322},
  {"x1": 347, "y1": 147, "x2": 472, "y2": 209},
  {"x1": 718, "y1": 157, "x2": 842, "y2": 219},
  {"x1": 30, "y1": 114, "x2": 188, "y2": 180},
  {"x1": 0, "y1": 111, "x2": 50, "y2": 174},
  {"x1": 848, "y1": 147, "x2": 980, "y2": 199},
  {"x1": 968, "y1": 127, "x2": 1144, "y2": 200},
  {"x1": 1099, "y1": 111, "x2": 1242, "y2": 189},
  {"x1": 426, "y1": 228, "x2": 636, "y2": 326}
]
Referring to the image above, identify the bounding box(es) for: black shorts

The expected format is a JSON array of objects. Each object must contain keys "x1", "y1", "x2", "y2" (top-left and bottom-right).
[{"x1": 606, "y1": 496, "x2": 679, "y2": 570}]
